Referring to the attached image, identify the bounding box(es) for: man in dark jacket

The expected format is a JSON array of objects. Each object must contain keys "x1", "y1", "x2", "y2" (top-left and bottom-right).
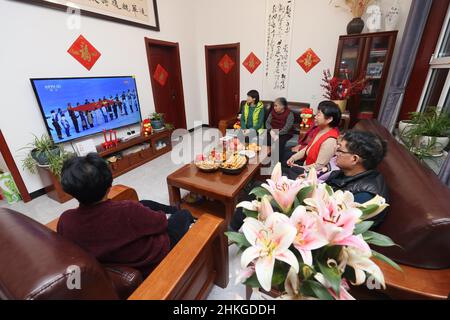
[{"x1": 326, "y1": 130, "x2": 389, "y2": 228}]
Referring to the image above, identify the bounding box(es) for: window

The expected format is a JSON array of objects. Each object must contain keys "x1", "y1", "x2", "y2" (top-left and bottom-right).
[{"x1": 418, "y1": 8, "x2": 450, "y2": 115}]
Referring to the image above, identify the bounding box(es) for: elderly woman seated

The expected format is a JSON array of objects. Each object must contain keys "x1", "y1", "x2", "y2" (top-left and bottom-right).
[{"x1": 265, "y1": 97, "x2": 294, "y2": 160}]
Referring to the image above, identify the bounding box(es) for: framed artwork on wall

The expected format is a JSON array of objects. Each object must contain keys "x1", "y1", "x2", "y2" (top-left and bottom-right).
[{"x1": 16, "y1": 0, "x2": 160, "y2": 31}]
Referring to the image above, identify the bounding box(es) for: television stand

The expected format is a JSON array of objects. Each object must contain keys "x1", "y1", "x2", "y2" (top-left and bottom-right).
[{"x1": 42, "y1": 129, "x2": 173, "y2": 203}]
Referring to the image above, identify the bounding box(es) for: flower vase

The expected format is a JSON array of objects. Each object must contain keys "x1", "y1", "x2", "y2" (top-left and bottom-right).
[
  {"x1": 333, "y1": 99, "x2": 348, "y2": 113},
  {"x1": 347, "y1": 17, "x2": 365, "y2": 35}
]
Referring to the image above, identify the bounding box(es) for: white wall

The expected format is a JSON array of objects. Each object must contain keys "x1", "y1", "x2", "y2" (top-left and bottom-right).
[
  {"x1": 195, "y1": 0, "x2": 412, "y2": 120},
  {"x1": 0, "y1": 0, "x2": 411, "y2": 194}
]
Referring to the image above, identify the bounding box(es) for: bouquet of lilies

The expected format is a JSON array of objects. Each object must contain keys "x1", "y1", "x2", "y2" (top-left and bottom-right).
[{"x1": 226, "y1": 163, "x2": 401, "y2": 300}]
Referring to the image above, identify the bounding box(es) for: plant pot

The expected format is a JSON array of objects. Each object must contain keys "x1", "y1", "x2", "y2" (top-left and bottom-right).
[
  {"x1": 332, "y1": 99, "x2": 348, "y2": 113},
  {"x1": 150, "y1": 119, "x2": 164, "y2": 130},
  {"x1": 31, "y1": 148, "x2": 60, "y2": 165},
  {"x1": 347, "y1": 17, "x2": 365, "y2": 35},
  {"x1": 398, "y1": 120, "x2": 418, "y2": 137},
  {"x1": 414, "y1": 136, "x2": 449, "y2": 155}
]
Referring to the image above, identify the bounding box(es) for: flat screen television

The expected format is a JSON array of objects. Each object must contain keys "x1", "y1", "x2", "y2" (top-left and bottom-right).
[{"x1": 30, "y1": 76, "x2": 143, "y2": 144}]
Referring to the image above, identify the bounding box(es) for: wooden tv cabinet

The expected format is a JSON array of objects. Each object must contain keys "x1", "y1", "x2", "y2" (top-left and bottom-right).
[{"x1": 41, "y1": 129, "x2": 173, "y2": 203}]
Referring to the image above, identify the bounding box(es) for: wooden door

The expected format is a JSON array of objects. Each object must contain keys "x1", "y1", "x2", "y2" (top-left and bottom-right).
[
  {"x1": 145, "y1": 38, "x2": 187, "y2": 129},
  {"x1": 205, "y1": 43, "x2": 240, "y2": 128}
]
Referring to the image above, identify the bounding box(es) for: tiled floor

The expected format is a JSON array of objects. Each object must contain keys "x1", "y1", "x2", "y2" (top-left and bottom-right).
[{"x1": 0, "y1": 132, "x2": 250, "y2": 300}]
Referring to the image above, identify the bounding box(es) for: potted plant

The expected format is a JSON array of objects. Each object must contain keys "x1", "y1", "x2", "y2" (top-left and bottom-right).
[
  {"x1": 398, "y1": 111, "x2": 425, "y2": 141},
  {"x1": 407, "y1": 107, "x2": 450, "y2": 156},
  {"x1": 321, "y1": 69, "x2": 367, "y2": 112},
  {"x1": 150, "y1": 112, "x2": 165, "y2": 130},
  {"x1": 21, "y1": 134, "x2": 74, "y2": 178}
]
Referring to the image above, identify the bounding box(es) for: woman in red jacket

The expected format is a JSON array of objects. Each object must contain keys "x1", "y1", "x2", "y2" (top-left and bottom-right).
[{"x1": 286, "y1": 101, "x2": 341, "y2": 180}]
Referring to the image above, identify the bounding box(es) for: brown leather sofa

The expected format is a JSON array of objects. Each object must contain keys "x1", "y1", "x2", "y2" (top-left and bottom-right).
[
  {"x1": 0, "y1": 185, "x2": 227, "y2": 300},
  {"x1": 353, "y1": 120, "x2": 450, "y2": 300},
  {"x1": 218, "y1": 100, "x2": 310, "y2": 136}
]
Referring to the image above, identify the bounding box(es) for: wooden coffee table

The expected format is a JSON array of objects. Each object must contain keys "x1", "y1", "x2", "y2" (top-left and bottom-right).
[{"x1": 167, "y1": 147, "x2": 270, "y2": 224}]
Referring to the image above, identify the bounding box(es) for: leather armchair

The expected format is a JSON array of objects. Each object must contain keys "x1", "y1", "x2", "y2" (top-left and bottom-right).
[
  {"x1": 0, "y1": 185, "x2": 227, "y2": 300},
  {"x1": 0, "y1": 207, "x2": 143, "y2": 300}
]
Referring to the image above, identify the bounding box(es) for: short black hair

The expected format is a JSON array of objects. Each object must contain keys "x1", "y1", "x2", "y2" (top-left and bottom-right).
[
  {"x1": 247, "y1": 90, "x2": 260, "y2": 104},
  {"x1": 274, "y1": 97, "x2": 288, "y2": 108},
  {"x1": 342, "y1": 131, "x2": 387, "y2": 170},
  {"x1": 61, "y1": 153, "x2": 113, "y2": 205},
  {"x1": 318, "y1": 101, "x2": 341, "y2": 128}
]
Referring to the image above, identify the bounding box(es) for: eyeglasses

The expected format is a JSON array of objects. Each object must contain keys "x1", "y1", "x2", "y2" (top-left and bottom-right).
[{"x1": 336, "y1": 148, "x2": 354, "y2": 155}]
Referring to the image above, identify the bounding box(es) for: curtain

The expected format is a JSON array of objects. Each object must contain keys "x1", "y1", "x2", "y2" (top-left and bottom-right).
[
  {"x1": 439, "y1": 153, "x2": 450, "y2": 187},
  {"x1": 377, "y1": 0, "x2": 433, "y2": 132}
]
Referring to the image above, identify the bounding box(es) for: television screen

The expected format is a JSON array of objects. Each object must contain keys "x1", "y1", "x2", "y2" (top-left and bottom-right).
[{"x1": 30, "y1": 76, "x2": 142, "y2": 144}]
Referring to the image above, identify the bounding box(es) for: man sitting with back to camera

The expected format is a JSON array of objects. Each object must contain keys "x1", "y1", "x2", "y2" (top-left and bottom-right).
[
  {"x1": 325, "y1": 130, "x2": 389, "y2": 228},
  {"x1": 57, "y1": 153, "x2": 194, "y2": 277}
]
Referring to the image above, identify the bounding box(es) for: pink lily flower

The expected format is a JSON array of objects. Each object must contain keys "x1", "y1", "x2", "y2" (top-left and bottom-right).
[
  {"x1": 289, "y1": 206, "x2": 329, "y2": 266},
  {"x1": 236, "y1": 195, "x2": 274, "y2": 222},
  {"x1": 304, "y1": 192, "x2": 371, "y2": 253},
  {"x1": 315, "y1": 274, "x2": 355, "y2": 300},
  {"x1": 241, "y1": 212, "x2": 299, "y2": 291},
  {"x1": 262, "y1": 163, "x2": 305, "y2": 213}
]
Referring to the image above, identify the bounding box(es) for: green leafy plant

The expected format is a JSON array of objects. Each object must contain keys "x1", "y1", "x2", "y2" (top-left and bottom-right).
[
  {"x1": 165, "y1": 123, "x2": 175, "y2": 130},
  {"x1": 21, "y1": 134, "x2": 62, "y2": 175},
  {"x1": 48, "y1": 151, "x2": 75, "y2": 180},
  {"x1": 402, "y1": 107, "x2": 450, "y2": 158},
  {"x1": 409, "y1": 107, "x2": 450, "y2": 137}
]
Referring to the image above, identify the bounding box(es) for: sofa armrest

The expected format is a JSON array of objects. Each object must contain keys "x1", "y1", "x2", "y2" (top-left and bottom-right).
[
  {"x1": 128, "y1": 213, "x2": 227, "y2": 300},
  {"x1": 218, "y1": 116, "x2": 238, "y2": 136},
  {"x1": 104, "y1": 265, "x2": 143, "y2": 300},
  {"x1": 46, "y1": 185, "x2": 139, "y2": 232}
]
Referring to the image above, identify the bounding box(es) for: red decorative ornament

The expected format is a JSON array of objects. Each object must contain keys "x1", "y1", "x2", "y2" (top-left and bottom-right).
[
  {"x1": 218, "y1": 54, "x2": 235, "y2": 74},
  {"x1": 243, "y1": 52, "x2": 261, "y2": 74},
  {"x1": 67, "y1": 35, "x2": 101, "y2": 71},
  {"x1": 297, "y1": 48, "x2": 321, "y2": 73},
  {"x1": 153, "y1": 64, "x2": 169, "y2": 86}
]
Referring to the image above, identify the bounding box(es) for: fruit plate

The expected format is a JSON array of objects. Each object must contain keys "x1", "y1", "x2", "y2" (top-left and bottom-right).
[
  {"x1": 219, "y1": 156, "x2": 248, "y2": 175},
  {"x1": 194, "y1": 161, "x2": 220, "y2": 173}
]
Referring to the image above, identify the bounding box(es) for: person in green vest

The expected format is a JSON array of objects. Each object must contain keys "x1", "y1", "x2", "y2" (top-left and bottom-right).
[{"x1": 239, "y1": 90, "x2": 265, "y2": 135}]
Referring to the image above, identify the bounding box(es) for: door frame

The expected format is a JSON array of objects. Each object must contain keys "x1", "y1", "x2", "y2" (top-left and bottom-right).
[
  {"x1": 0, "y1": 130, "x2": 31, "y2": 203},
  {"x1": 205, "y1": 43, "x2": 240, "y2": 127},
  {"x1": 144, "y1": 37, "x2": 187, "y2": 129}
]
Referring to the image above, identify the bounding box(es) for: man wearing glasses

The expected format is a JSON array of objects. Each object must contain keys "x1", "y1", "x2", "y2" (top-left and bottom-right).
[{"x1": 326, "y1": 130, "x2": 389, "y2": 228}]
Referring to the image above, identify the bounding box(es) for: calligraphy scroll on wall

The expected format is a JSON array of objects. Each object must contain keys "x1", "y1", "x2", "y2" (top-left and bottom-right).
[
  {"x1": 28, "y1": 0, "x2": 159, "y2": 30},
  {"x1": 263, "y1": 0, "x2": 295, "y2": 99}
]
